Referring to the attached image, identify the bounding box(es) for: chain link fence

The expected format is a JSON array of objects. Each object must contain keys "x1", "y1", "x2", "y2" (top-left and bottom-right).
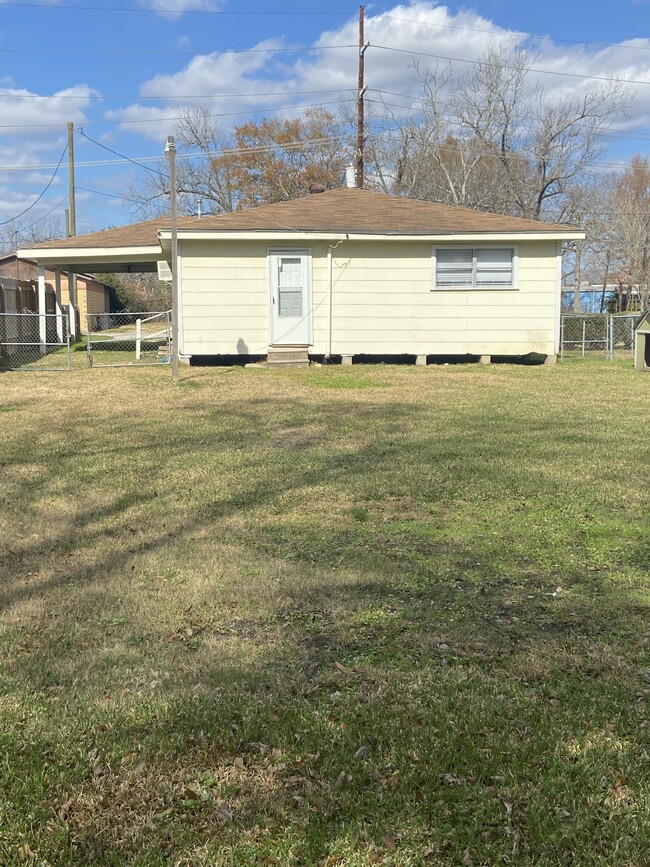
[
  {"x1": 0, "y1": 312, "x2": 70, "y2": 370},
  {"x1": 560, "y1": 313, "x2": 642, "y2": 360},
  {"x1": 86, "y1": 311, "x2": 171, "y2": 367}
]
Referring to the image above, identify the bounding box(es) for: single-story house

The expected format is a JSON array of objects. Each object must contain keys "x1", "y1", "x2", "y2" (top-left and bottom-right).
[
  {"x1": 17, "y1": 187, "x2": 585, "y2": 364},
  {"x1": 0, "y1": 254, "x2": 112, "y2": 333}
]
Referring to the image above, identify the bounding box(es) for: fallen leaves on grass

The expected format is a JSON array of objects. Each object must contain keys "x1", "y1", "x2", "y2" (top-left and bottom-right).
[{"x1": 440, "y1": 773, "x2": 466, "y2": 785}]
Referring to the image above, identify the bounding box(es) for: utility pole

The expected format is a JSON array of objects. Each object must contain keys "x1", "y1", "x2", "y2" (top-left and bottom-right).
[
  {"x1": 355, "y1": 5, "x2": 368, "y2": 188},
  {"x1": 67, "y1": 122, "x2": 78, "y2": 339},
  {"x1": 67, "y1": 122, "x2": 76, "y2": 236},
  {"x1": 164, "y1": 135, "x2": 180, "y2": 381}
]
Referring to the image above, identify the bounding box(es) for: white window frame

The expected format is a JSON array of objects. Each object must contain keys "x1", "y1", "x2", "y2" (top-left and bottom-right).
[{"x1": 432, "y1": 245, "x2": 518, "y2": 290}]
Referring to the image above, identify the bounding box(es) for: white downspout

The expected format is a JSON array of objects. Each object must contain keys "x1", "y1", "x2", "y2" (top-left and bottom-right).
[
  {"x1": 326, "y1": 236, "x2": 347, "y2": 359},
  {"x1": 555, "y1": 241, "x2": 563, "y2": 357}
]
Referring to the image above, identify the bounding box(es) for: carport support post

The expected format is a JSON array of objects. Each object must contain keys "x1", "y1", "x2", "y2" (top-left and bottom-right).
[
  {"x1": 165, "y1": 135, "x2": 179, "y2": 381},
  {"x1": 54, "y1": 268, "x2": 64, "y2": 343},
  {"x1": 67, "y1": 268, "x2": 78, "y2": 341},
  {"x1": 38, "y1": 266, "x2": 47, "y2": 355}
]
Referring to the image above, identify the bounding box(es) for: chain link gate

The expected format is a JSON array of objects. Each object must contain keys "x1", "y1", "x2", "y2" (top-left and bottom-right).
[
  {"x1": 0, "y1": 311, "x2": 70, "y2": 370},
  {"x1": 86, "y1": 311, "x2": 171, "y2": 367},
  {"x1": 560, "y1": 314, "x2": 642, "y2": 360},
  {"x1": 608, "y1": 314, "x2": 640, "y2": 357}
]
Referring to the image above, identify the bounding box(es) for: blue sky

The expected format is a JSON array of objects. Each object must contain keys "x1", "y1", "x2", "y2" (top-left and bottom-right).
[{"x1": 0, "y1": 0, "x2": 649, "y2": 236}]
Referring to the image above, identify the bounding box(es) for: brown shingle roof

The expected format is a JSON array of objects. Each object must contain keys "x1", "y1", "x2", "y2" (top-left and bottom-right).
[{"x1": 25, "y1": 188, "x2": 580, "y2": 251}]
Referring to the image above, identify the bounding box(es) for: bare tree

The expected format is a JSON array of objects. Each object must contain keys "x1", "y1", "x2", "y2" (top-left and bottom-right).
[
  {"x1": 557, "y1": 181, "x2": 613, "y2": 312},
  {"x1": 367, "y1": 46, "x2": 632, "y2": 223},
  {"x1": 602, "y1": 155, "x2": 650, "y2": 311},
  {"x1": 127, "y1": 105, "x2": 353, "y2": 218},
  {"x1": 0, "y1": 216, "x2": 65, "y2": 256},
  {"x1": 127, "y1": 106, "x2": 236, "y2": 219},
  {"x1": 365, "y1": 62, "x2": 514, "y2": 213}
]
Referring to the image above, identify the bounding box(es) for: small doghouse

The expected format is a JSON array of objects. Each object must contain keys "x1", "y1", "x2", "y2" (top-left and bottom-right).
[{"x1": 634, "y1": 310, "x2": 650, "y2": 371}]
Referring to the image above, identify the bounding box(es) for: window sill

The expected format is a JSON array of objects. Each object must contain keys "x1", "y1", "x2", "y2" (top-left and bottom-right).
[{"x1": 432, "y1": 286, "x2": 519, "y2": 292}]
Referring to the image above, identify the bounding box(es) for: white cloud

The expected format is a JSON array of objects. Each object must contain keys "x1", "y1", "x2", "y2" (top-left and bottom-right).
[
  {"x1": 137, "y1": 0, "x2": 224, "y2": 20},
  {"x1": 104, "y1": 104, "x2": 181, "y2": 140},
  {"x1": 21, "y1": 172, "x2": 63, "y2": 186},
  {"x1": 108, "y1": 1, "x2": 650, "y2": 156},
  {"x1": 0, "y1": 85, "x2": 98, "y2": 138},
  {"x1": 106, "y1": 38, "x2": 290, "y2": 138},
  {"x1": 0, "y1": 133, "x2": 71, "y2": 228},
  {"x1": 139, "y1": 37, "x2": 286, "y2": 99},
  {"x1": 0, "y1": 184, "x2": 63, "y2": 224}
]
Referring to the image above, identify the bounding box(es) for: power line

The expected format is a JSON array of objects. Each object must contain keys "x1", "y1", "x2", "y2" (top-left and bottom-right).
[
  {"x1": 0, "y1": 87, "x2": 354, "y2": 100},
  {"x1": 8, "y1": 193, "x2": 70, "y2": 233},
  {"x1": 0, "y1": 143, "x2": 68, "y2": 226},
  {"x1": 372, "y1": 44, "x2": 650, "y2": 87},
  {"x1": 367, "y1": 95, "x2": 650, "y2": 144},
  {"x1": 0, "y1": 2, "x2": 350, "y2": 13},
  {"x1": 0, "y1": 156, "x2": 164, "y2": 172},
  {"x1": 76, "y1": 187, "x2": 133, "y2": 202},
  {"x1": 0, "y1": 43, "x2": 356, "y2": 57},
  {"x1": 78, "y1": 129, "x2": 168, "y2": 177},
  {"x1": 368, "y1": 119, "x2": 645, "y2": 172},
  {"x1": 0, "y1": 120, "x2": 644, "y2": 177},
  {"x1": 381, "y1": 14, "x2": 650, "y2": 54},
  {"x1": 76, "y1": 129, "x2": 359, "y2": 173},
  {"x1": 0, "y1": 130, "x2": 364, "y2": 174},
  {"x1": 2, "y1": 89, "x2": 648, "y2": 145},
  {"x1": 0, "y1": 97, "x2": 355, "y2": 129}
]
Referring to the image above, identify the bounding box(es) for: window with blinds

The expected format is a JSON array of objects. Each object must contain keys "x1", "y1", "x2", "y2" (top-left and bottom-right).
[{"x1": 434, "y1": 248, "x2": 515, "y2": 289}]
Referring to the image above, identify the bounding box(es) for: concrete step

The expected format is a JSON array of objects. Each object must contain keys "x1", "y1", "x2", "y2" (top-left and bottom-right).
[{"x1": 267, "y1": 346, "x2": 310, "y2": 367}]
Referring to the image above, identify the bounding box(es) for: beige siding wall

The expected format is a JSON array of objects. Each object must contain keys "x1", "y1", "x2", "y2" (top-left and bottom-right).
[
  {"x1": 180, "y1": 238, "x2": 560, "y2": 357},
  {"x1": 85, "y1": 284, "x2": 108, "y2": 316},
  {"x1": 60, "y1": 277, "x2": 108, "y2": 332},
  {"x1": 180, "y1": 240, "x2": 329, "y2": 356}
]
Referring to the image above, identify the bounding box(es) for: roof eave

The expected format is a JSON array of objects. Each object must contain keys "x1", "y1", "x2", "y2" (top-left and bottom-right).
[
  {"x1": 17, "y1": 245, "x2": 164, "y2": 266},
  {"x1": 159, "y1": 229, "x2": 585, "y2": 244}
]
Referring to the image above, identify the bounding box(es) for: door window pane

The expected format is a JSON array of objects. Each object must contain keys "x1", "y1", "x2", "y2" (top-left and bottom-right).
[
  {"x1": 277, "y1": 258, "x2": 303, "y2": 316},
  {"x1": 279, "y1": 289, "x2": 302, "y2": 316}
]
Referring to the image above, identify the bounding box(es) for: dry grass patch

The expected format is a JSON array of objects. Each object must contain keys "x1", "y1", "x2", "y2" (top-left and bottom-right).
[{"x1": 0, "y1": 359, "x2": 648, "y2": 865}]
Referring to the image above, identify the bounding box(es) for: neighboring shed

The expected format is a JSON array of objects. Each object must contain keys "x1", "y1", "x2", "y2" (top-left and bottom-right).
[
  {"x1": 0, "y1": 254, "x2": 112, "y2": 333},
  {"x1": 17, "y1": 187, "x2": 585, "y2": 364},
  {"x1": 0, "y1": 274, "x2": 56, "y2": 314},
  {"x1": 634, "y1": 310, "x2": 650, "y2": 371}
]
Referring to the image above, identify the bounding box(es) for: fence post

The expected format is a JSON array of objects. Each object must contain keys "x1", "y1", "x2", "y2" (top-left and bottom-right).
[
  {"x1": 608, "y1": 315, "x2": 613, "y2": 360},
  {"x1": 135, "y1": 317, "x2": 142, "y2": 360},
  {"x1": 560, "y1": 315, "x2": 564, "y2": 361},
  {"x1": 581, "y1": 318, "x2": 586, "y2": 357}
]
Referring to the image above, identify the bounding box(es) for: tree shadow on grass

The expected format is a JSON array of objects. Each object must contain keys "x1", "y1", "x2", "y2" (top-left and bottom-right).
[{"x1": 0, "y1": 392, "x2": 648, "y2": 864}]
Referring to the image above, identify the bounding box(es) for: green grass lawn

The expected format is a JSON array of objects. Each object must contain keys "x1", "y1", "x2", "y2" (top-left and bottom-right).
[{"x1": 0, "y1": 359, "x2": 648, "y2": 866}]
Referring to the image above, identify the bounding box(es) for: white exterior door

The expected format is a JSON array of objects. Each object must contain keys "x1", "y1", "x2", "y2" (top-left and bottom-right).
[{"x1": 269, "y1": 250, "x2": 311, "y2": 346}]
